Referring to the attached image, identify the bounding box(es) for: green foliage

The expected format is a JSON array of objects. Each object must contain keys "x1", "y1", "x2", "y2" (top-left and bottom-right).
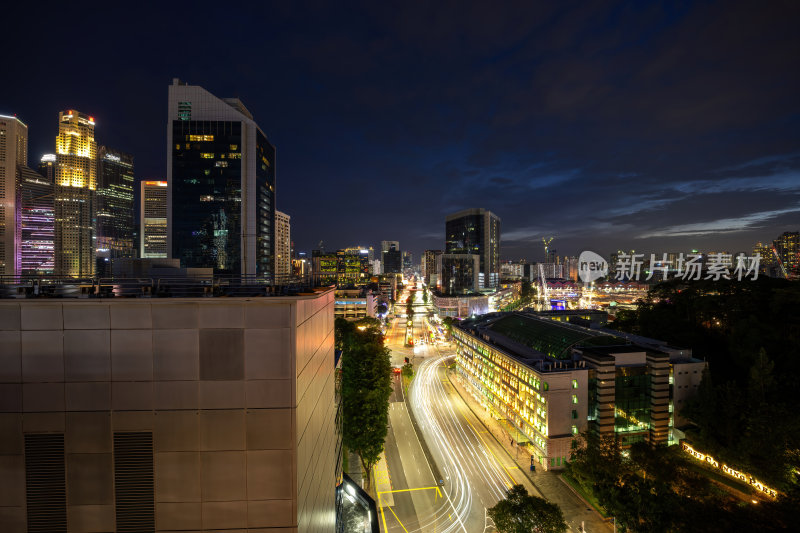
[
  {"x1": 488, "y1": 484, "x2": 566, "y2": 533},
  {"x1": 401, "y1": 363, "x2": 414, "y2": 379},
  {"x1": 566, "y1": 431, "x2": 795, "y2": 531},
  {"x1": 422, "y1": 289, "x2": 428, "y2": 304},
  {"x1": 335, "y1": 318, "x2": 393, "y2": 487},
  {"x1": 609, "y1": 277, "x2": 800, "y2": 491}
]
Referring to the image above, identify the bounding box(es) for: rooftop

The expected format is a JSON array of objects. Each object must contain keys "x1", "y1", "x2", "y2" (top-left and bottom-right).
[
  {"x1": 0, "y1": 275, "x2": 321, "y2": 299},
  {"x1": 486, "y1": 313, "x2": 629, "y2": 360}
]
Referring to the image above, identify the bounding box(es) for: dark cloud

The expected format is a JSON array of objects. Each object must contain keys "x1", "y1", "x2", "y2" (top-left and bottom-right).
[{"x1": 2, "y1": 1, "x2": 798, "y2": 262}]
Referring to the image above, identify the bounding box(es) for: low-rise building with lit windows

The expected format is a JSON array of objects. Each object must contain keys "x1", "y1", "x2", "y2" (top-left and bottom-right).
[
  {"x1": 453, "y1": 312, "x2": 705, "y2": 470},
  {"x1": 334, "y1": 288, "x2": 378, "y2": 320}
]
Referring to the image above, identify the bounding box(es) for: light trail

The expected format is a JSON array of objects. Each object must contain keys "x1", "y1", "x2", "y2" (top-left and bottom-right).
[{"x1": 403, "y1": 353, "x2": 520, "y2": 532}]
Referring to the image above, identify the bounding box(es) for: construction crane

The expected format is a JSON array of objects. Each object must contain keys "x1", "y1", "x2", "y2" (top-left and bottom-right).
[{"x1": 542, "y1": 237, "x2": 554, "y2": 262}]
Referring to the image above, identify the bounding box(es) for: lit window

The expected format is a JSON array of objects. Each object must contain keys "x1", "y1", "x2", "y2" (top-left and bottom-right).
[
  {"x1": 215, "y1": 161, "x2": 228, "y2": 168},
  {"x1": 230, "y1": 144, "x2": 238, "y2": 150},
  {"x1": 571, "y1": 425, "x2": 578, "y2": 435},
  {"x1": 572, "y1": 395, "x2": 578, "y2": 404},
  {"x1": 199, "y1": 195, "x2": 214, "y2": 202},
  {"x1": 200, "y1": 153, "x2": 214, "y2": 159},
  {"x1": 572, "y1": 379, "x2": 578, "y2": 389},
  {"x1": 188, "y1": 134, "x2": 214, "y2": 142},
  {"x1": 229, "y1": 153, "x2": 241, "y2": 159}
]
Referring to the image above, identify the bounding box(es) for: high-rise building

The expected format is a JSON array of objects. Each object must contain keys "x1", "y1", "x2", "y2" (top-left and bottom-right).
[
  {"x1": 0, "y1": 114, "x2": 29, "y2": 276},
  {"x1": 422, "y1": 249, "x2": 442, "y2": 284},
  {"x1": 440, "y1": 253, "x2": 480, "y2": 295},
  {"x1": 55, "y1": 110, "x2": 97, "y2": 277},
  {"x1": 381, "y1": 240, "x2": 399, "y2": 253},
  {"x1": 445, "y1": 208, "x2": 501, "y2": 289},
  {"x1": 382, "y1": 248, "x2": 402, "y2": 274},
  {"x1": 37, "y1": 153, "x2": 56, "y2": 182},
  {"x1": 141, "y1": 180, "x2": 168, "y2": 258},
  {"x1": 96, "y1": 146, "x2": 135, "y2": 272},
  {"x1": 16, "y1": 165, "x2": 54, "y2": 275},
  {"x1": 167, "y1": 79, "x2": 276, "y2": 277},
  {"x1": 402, "y1": 250, "x2": 413, "y2": 271},
  {"x1": 275, "y1": 210, "x2": 291, "y2": 279},
  {"x1": 773, "y1": 231, "x2": 799, "y2": 278}
]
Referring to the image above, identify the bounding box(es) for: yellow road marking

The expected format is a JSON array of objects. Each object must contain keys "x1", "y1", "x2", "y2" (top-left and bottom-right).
[
  {"x1": 387, "y1": 505, "x2": 411, "y2": 533},
  {"x1": 378, "y1": 485, "x2": 442, "y2": 495},
  {"x1": 376, "y1": 470, "x2": 389, "y2": 533}
]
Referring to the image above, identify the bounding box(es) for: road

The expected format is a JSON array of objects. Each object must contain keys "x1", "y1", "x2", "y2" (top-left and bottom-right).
[
  {"x1": 379, "y1": 279, "x2": 612, "y2": 533},
  {"x1": 380, "y1": 281, "x2": 536, "y2": 532}
]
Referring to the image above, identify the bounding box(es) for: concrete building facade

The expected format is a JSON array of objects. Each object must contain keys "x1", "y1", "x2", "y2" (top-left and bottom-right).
[
  {"x1": 0, "y1": 289, "x2": 338, "y2": 532},
  {"x1": 453, "y1": 312, "x2": 706, "y2": 470}
]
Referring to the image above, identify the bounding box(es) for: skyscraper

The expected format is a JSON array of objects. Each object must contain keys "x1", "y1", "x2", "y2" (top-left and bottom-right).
[
  {"x1": 140, "y1": 180, "x2": 168, "y2": 258},
  {"x1": 16, "y1": 165, "x2": 54, "y2": 275},
  {"x1": 440, "y1": 254, "x2": 480, "y2": 294},
  {"x1": 0, "y1": 114, "x2": 28, "y2": 276},
  {"x1": 54, "y1": 110, "x2": 97, "y2": 277},
  {"x1": 275, "y1": 209, "x2": 291, "y2": 278},
  {"x1": 381, "y1": 240, "x2": 399, "y2": 254},
  {"x1": 96, "y1": 146, "x2": 135, "y2": 263},
  {"x1": 423, "y1": 249, "x2": 442, "y2": 284},
  {"x1": 773, "y1": 231, "x2": 799, "y2": 278},
  {"x1": 37, "y1": 153, "x2": 56, "y2": 181},
  {"x1": 445, "y1": 208, "x2": 501, "y2": 289},
  {"x1": 381, "y1": 242, "x2": 402, "y2": 274},
  {"x1": 167, "y1": 79, "x2": 276, "y2": 277}
]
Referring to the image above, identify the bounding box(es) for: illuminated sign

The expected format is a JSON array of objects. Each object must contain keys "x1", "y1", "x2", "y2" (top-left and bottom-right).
[
  {"x1": 144, "y1": 181, "x2": 167, "y2": 186},
  {"x1": 681, "y1": 443, "x2": 778, "y2": 498}
]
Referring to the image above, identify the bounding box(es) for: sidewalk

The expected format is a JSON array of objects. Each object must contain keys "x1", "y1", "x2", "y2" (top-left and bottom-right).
[{"x1": 445, "y1": 365, "x2": 613, "y2": 533}]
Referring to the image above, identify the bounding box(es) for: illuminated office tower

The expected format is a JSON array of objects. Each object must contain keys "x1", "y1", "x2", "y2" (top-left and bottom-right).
[
  {"x1": 54, "y1": 110, "x2": 97, "y2": 277},
  {"x1": 141, "y1": 180, "x2": 168, "y2": 258},
  {"x1": 0, "y1": 114, "x2": 28, "y2": 276},
  {"x1": 168, "y1": 78, "x2": 276, "y2": 277},
  {"x1": 38, "y1": 153, "x2": 56, "y2": 181},
  {"x1": 773, "y1": 231, "x2": 799, "y2": 278},
  {"x1": 96, "y1": 146, "x2": 135, "y2": 260},
  {"x1": 16, "y1": 165, "x2": 54, "y2": 274},
  {"x1": 275, "y1": 209, "x2": 291, "y2": 278},
  {"x1": 445, "y1": 208, "x2": 501, "y2": 289}
]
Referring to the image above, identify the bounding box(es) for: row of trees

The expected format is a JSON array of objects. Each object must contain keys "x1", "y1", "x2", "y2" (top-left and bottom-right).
[
  {"x1": 566, "y1": 432, "x2": 794, "y2": 531},
  {"x1": 611, "y1": 277, "x2": 800, "y2": 492},
  {"x1": 336, "y1": 317, "x2": 393, "y2": 488}
]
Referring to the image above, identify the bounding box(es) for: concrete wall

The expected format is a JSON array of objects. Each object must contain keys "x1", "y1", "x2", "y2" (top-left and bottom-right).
[{"x1": 0, "y1": 291, "x2": 335, "y2": 533}]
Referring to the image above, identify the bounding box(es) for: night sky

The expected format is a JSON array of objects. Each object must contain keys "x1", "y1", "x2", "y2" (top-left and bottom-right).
[{"x1": 4, "y1": 1, "x2": 799, "y2": 262}]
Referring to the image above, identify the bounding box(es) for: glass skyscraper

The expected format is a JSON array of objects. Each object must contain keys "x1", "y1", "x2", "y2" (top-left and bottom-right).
[
  {"x1": 167, "y1": 79, "x2": 275, "y2": 277},
  {"x1": 445, "y1": 208, "x2": 501, "y2": 289},
  {"x1": 96, "y1": 146, "x2": 135, "y2": 263}
]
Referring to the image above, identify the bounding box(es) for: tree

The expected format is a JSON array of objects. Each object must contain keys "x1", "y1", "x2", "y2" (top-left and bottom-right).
[
  {"x1": 337, "y1": 318, "x2": 393, "y2": 489},
  {"x1": 422, "y1": 289, "x2": 428, "y2": 304},
  {"x1": 488, "y1": 484, "x2": 567, "y2": 533}
]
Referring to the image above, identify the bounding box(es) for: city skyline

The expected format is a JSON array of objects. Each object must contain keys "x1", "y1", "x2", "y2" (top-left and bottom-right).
[{"x1": 2, "y1": 2, "x2": 798, "y2": 261}]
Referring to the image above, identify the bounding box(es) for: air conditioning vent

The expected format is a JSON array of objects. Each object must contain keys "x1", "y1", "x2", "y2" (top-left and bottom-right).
[
  {"x1": 25, "y1": 433, "x2": 67, "y2": 532},
  {"x1": 114, "y1": 432, "x2": 155, "y2": 533}
]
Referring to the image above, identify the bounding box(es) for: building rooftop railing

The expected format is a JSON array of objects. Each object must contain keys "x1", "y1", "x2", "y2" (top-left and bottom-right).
[{"x1": 0, "y1": 274, "x2": 332, "y2": 299}]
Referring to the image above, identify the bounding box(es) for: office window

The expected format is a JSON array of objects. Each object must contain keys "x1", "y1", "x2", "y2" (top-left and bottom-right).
[
  {"x1": 572, "y1": 394, "x2": 578, "y2": 404},
  {"x1": 572, "y1": 379, "x2": 578, "y2": 389}
]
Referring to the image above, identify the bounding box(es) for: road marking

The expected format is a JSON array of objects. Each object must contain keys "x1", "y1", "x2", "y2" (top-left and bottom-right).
[
  {"x1": 378, "y1": 485, "x2": 442, "y2": 495},
  {"x1": 386, "y1": 505, "x2": 411, "y2": 533}
]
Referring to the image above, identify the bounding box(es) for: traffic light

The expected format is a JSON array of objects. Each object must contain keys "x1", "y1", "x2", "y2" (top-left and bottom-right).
[{"x1": 404, "y1": 357, "x2": 409, "y2": 364}]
